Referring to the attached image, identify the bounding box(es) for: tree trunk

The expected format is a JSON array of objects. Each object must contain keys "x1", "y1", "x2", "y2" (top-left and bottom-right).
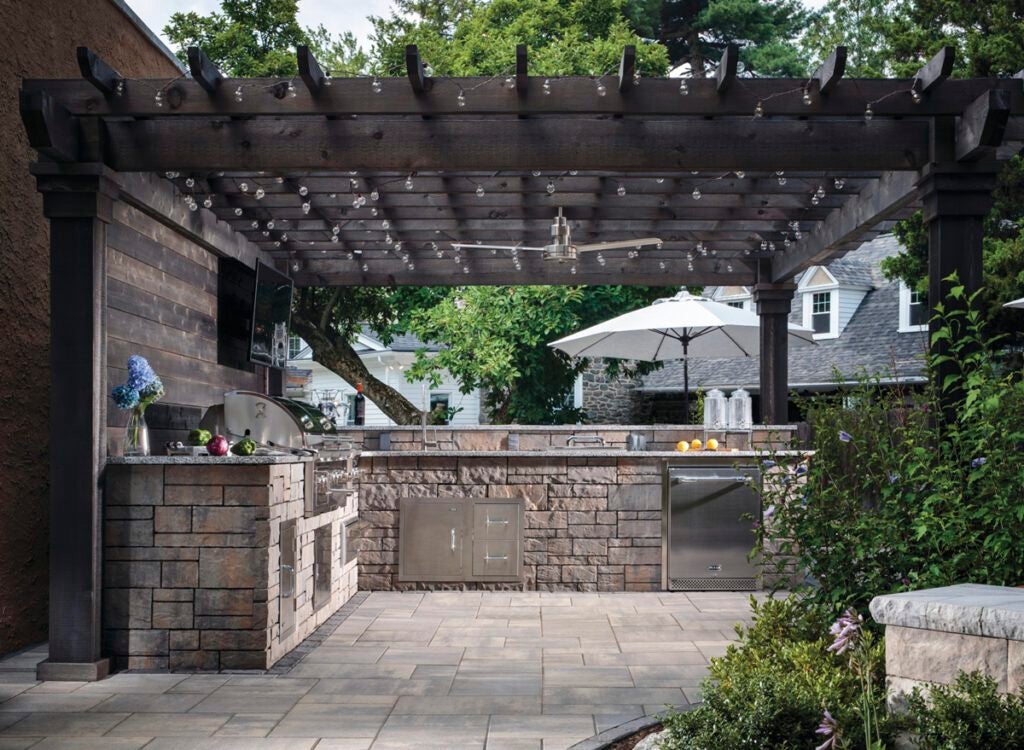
[{"x1": 290, "y1": 312, "x2": 423, "y2": 425}]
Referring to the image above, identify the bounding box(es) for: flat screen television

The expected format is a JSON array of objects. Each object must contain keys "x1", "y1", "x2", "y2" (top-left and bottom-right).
[{"x1": 249, "y1": 261, "x2": 294, "y2": 369}]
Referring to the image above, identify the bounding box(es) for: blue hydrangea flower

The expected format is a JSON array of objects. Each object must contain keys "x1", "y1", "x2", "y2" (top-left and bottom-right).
[
  {"x1": 838, "y1": 430, "x2": 853, "y2": 443},
  {"x1": 888, "y1": 472, "x2": 900, "y2": 484},
  {"x1": 126, "y1": 355, "x2": 156, "y2": 391},
  {"x1": 971, "y1": 456, "x2": 987, "y2": 468},
  {"x1": 762, "y1": 459, "x2": 776, "y2": 468},
  {"x1": 139, "y1": 377, "x2": 164, "y2": 404},
  {"x1": 794, "y1": 464, "x2": 808, "y2": 476},
  {"x1": 111, "y1": 384, "x2": 140, "y2": 410}
]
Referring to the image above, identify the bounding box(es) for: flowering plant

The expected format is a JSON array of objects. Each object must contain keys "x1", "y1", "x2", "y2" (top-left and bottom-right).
[
  {"x1": 111, "y1": 355, "x2": 164, "y2": 413},
  {"x1": 817, "y1": 609, "x2": 885, "y2": 750}
]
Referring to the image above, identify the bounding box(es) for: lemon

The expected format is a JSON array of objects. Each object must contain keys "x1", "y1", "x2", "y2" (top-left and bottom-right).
[
  {"x1": 706, "y1": 438, "x2": 719, "y2": 451},
  {"x1": 676, "y1": 440, "x2": 690, "y2": 452},
  {"x1": 690, "y1": 439, "x2": 702, "y2": 450}
]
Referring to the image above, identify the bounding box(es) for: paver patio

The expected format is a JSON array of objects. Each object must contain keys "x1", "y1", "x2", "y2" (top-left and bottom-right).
[{"x1": 0, "y1": 591, "x2": 759, "y2": 749}]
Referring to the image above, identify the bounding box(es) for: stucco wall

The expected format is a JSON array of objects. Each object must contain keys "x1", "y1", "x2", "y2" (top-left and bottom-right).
[{"x1": 0, "y1": 1, "x2": 182, "y2": 655}]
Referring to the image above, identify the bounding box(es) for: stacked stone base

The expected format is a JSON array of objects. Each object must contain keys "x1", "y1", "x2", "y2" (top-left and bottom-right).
[{"x1": 104, "y1": 460, "x2": 358, "y2": 671}]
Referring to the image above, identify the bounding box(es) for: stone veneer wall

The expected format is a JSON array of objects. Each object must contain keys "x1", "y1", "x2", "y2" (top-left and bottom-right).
[
  {"x1": 580, "y1": 361, "x2": 642, "y2": 424},
  {"x1": 358, "y1": 454, "x2": 665, "y2": 592},
  {"x1": 104, "y1": 462, "x2": 357, "y2": 671},
  {"x1": 870, "y1": 584, "x2": 1024, "y2": 709}
]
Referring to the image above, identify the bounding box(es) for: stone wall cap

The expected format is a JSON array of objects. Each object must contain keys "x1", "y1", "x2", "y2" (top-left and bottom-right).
[
  {"x1": 360, "y1": 449, "x2": 810, "y2": 458},
  {"x1": 108, "y1": 455, "x2": 311, "y2": 465},
  {"x1": 870, "y1": 584, "x2": 1024, "y2": 641},
  {"x1": 335, "y1": 424, "x2": 800, "y2": 433}
]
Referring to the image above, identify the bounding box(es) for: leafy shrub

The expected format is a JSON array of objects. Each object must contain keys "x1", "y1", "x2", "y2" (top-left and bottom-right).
[
  {"x1": 756, "y1": 283, "x2": 1024, "y2": 614},
  {"x1": 659, "y1": 596, "x2": 892, "y2": 750},
  {"x1": 907, "y1": 672, "x2": 1024, "y2": 750}
]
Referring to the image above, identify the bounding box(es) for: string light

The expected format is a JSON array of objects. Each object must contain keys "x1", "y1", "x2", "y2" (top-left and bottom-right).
[
  {"x1": 370, "y1": 189, "x2": 380, "y2": 201},
  {"x1": 382, "y1": 219, "x2": 390, "y2": 229},
  {"x1": 251, "y1": 220, "x2": 259, "y2": 229},
  {"x1": 802, "y1": 88, "x2": 813, "y2": 106},
  {"x1": 203, "y1": 197, "x2": 213, "y2": 209},
  {"x1": 815, "y1": 185, "x2": 826, "y2": 200},
  {"x1": 287, "y1": 81, "x2": 297, "y2": 98},
  {"x1": 754, "y1": 101, "x2": 765, "y2": 118},
  {"x1": 301, "y1": 202, "x2": 311, "y2": 214},
  {"x1": 595, "y1": 80, "x2": 607, "y2": 97},
  {"x1": 476, "y1": 185, "x2": 486, "y2": 198},
  {"x1": 735, "y1": 170, "x2": 745, "y2": 178},
  {"x1": 678, "y1": 79, "x2": 689, "y2": 96},
  {"x1": 371, "y1": 76, "x2": 382, "y2": 94},
  {"x1": 633, "y1": 71, "x2": 641, "y2": 86},
  {"x1": 543, "y1": 79, "x2": 552, "y2": 95},
  {"x1": 404, "y1": 175, "x2": 414, "y2": 190},
  {"x1": 655, "y1": 177, "x2": 665, "y2": 184},
  {"x1": 233, "y1": 208, "x2": 243, "y2": 216},
  {"x1": 691, "y1": 187, "x2": 702, "y2": 200},
  {"x1": 504, "y1": 76, "x2": 515, "y2": 90},
  {"x1": 546, "y1": 180, "x2": 556, "y2": 195},
  {"x1": 233, "y1": 86, "x2": 243, "y2": 103},
  {"x1": 596, "y1": 253, "x2": 606, "y2": 266},
  {"x1": 298, "y1": 185, "x2": 308, "y2": 196},
  {"x1": 834, "y1": 177, "x2": 846, "y2": 190},
  {"x1": 267, "y1": 220, "x2": 275, "y2": 229},
  {"x1": 864, "y1": 103, "x2": 874, "y2": 121},
  {"x1": 457, "y1": 90, "x2": 467, "y2": 107},
  {"x1": 255, "y1": 187, "x2": 265, "y2": 200},
  {"x1": 239, "y1": 182, "x2": 249, "y2": 192},
  {"x1": 616, "y1": 184, "x2": 626, "y2": 197}
]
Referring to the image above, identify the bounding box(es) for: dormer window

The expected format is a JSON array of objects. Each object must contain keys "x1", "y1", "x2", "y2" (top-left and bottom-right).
[
  {"x1": 725, "y1": 301, "x2": 745, "y2": 309},
  {"x1": 811, "y1": 291, "x2": 833, "y2": 334},
  {"x1": 899, "y1": 283, "x2": 928, "y2": 332}
]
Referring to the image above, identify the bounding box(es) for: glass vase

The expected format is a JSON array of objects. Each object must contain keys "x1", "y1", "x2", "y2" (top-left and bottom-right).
[{"x1": 123, "y1": 407, "x2": 150, "y2": 457}]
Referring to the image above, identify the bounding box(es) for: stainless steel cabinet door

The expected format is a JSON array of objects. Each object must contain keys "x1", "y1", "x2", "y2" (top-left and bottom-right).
[
  {"x1": 667, "y1": 467, "x2": 760, "y2": 584},
  {"x1": 279, "y1": 519, "x2": 297, "y2": 639},
  {"x1": 399, "y1": 499, "x2": 466, "y2": 581}
]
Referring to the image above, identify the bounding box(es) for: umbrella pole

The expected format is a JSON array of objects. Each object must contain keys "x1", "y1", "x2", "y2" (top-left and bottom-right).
[{"x1": 682, "y1": 338, "x2": 690, "y2": 423}]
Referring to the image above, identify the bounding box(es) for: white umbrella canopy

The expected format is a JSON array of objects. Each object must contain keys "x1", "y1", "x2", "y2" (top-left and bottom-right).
[
  {"x1": 548, "y1": 290, "x2": 816, "y2": 417},
  {"x1": 1004, "y1": 297, "x2": 1024, "y2": 309}
]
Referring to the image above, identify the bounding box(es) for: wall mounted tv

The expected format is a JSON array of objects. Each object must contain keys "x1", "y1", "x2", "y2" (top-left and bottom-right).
[
  {"x1": 217, "y1": 259, "x2": 294, "y2": 371},
  {"x1": 250, "y1": 261, "x2": 294, "y2": 369}
]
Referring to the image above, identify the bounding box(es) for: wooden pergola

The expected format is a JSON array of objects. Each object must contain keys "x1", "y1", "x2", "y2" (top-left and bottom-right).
[{"x1": 19, "y1": 42, "x2": 1023, "y2": 677}]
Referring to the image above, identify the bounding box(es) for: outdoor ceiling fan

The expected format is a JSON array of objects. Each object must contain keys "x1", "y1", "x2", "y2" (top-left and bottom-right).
[{"x1": 449, "y1": 208, "x2": 663, "y2": 262}]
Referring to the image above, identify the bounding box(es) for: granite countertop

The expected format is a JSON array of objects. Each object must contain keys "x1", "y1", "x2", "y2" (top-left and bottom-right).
[
  {"x1": 337, "y1": 424, "x2": 800, "y2": 432},
  {"x1": 360, "y1": 449, "x2": 810, "y2": 459},
  {"x1": 108, "y1": 454, "x2": 312, "y2": 465}
]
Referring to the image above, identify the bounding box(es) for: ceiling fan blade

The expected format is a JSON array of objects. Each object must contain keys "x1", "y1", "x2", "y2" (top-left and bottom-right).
[
  {"x1": 575, "y1": 238, "x2": 663, "y2": 253},
  {"x1": 450, "y1": 243, "x2": 544, "y2": 252}
]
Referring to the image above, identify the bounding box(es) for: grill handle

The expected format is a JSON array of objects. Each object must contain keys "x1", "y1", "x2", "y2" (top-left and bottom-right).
[{"x1": 672, "y1": 475, "x2": 749, "y2": 485}]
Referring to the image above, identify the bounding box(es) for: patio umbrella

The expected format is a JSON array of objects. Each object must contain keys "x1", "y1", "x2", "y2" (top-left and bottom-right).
[
  {"x1": 1004, "y1": 297, "x2": 1024, "y2": 309},
  {"x1": 548, "y1": 290, "x2": 815, "y2": 418}
]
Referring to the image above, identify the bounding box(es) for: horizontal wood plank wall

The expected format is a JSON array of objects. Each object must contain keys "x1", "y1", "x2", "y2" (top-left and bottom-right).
[{"x1": 105, "y1": 202, "x2": 261, "y2": 452}]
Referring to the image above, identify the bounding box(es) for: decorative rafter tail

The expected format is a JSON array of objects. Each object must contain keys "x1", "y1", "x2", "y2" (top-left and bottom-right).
[
  {"x1": 76, "y1": 47, "x2": 123, "y2": 96},
  {"x1": 716, "y1": 44, "x2": 738, "y2": 94},
  {"x1": 187, "y1": 47, "x2": 223, "y2": 93}
]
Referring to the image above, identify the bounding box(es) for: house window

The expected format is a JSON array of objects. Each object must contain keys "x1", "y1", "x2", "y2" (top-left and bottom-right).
[
  {"x1": 428, "y1": 393, "x2": 451, "y2": 425},
  {"x1": 343, "y1": 394, "x2": 356, "y2": 425},
  {"x1": 288, "y1": 335, "x2": 304, "y2": 360},
  {"x1": 725, "y1": 301, "x2": 745, "y2": 309},
  {"x1": 811, "y1": 292, "x2": 832, "y2": 334},
  {"x1": 908, "y1": 289, "x2": 927, "y2": 326}
]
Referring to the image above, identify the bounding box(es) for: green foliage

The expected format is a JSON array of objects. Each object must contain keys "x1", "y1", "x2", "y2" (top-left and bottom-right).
[
  {"x1": 660, "y1": 596, "x2": 890, "y2": 750},
  {"x1": 622, "y1": 0, "x2": 809, "y2": 75},
  {"x1": 405, "y1": 285, "x2": 671, "y2": 423},
  {"x1": 756, "y1": 285, "x2": 1024, "y2": 615},
  {"x1": 907, "y1": 672, "x2": 1024, "y2": 750},
  {"x1": 370, "y1": 0, "x2": 669, "y2": 77},
  {"x1": 164, "y1": 0, "x2": 367, "y2": 77}
]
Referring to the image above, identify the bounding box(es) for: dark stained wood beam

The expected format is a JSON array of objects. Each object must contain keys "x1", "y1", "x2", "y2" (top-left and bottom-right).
[
  {"x1": 618, "y1": 45, "x2": 636, "y2": 92},
  {"x1": 516, "y1": 45, "x2": 528, "y2": 93},
  {"x1": 76, "y1": 47, "x2": 123, "y2": 96},
  {"x1": 99, "y1": 117, "x2": 932, "y2": 173},
  {"x1": 405, "y1": 44, "x2": 432, "y2": 93},
  {"x1": 811, "y1": 46, "x2": 846, "y2": 95},
  {"x1": 955, "y1": 89, "x2": 1011, "y2": 162},
  {"x1": 25, "y1": 76, "x2": 1024, "y2": 117},
  {"x1": 297, "y1": 45, "x2": 328, "y2": 97},
  {"x1": 187, "y1": 47, "x2": 223, "y2": 93},
  {"x1": 912, "y1": 46, "x2": 955, "y2": 97},
  {"x1": 716, "y1": 44, "x2": 738, "y2": 93},
  {"x1": 771, "y1": 170, "x2": 920, "y2": 281},
  {"x1": 19, "y1": 90, "x2": 79, "y2": 162}
]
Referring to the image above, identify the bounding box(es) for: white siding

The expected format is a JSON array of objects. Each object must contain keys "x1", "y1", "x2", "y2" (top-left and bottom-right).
[
  {"x1": 837, "y1": 288, "x2": 867, "y2": 334},
  {"x1": 295, "y1": 357, "x2": 482, "y2": 426}
]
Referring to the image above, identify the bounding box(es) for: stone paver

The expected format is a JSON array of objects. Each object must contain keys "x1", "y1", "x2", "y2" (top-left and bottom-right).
[{"x1": 0, "y1": 592, "x2": 758, "y2": 749}]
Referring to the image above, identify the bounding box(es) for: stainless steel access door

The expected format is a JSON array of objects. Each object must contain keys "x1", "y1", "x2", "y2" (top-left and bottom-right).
[
  {"x1": 279, "y1": 519, "x2": 297, "y2": 639},
  {"x1": 399, "y1": 498, "x2": 466, "y2": 581},
  {"x1": 664, "y1": 466, "x2": 761, "y2": 591}
]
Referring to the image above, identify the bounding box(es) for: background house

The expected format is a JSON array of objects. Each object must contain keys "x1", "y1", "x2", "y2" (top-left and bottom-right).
[
  {"x1": 287, "y1": 329, "x2": 483, "y2": 426},
  {"x1": 582, "y1": 234, "x2": 929, "y2": 423}
]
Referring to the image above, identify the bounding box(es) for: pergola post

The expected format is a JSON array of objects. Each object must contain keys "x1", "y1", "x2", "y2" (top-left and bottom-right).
[
  {"x1": 32, "y1": 164, "x2": 116, "y2": 681},
  {"x1": 753, "y1": 281, "x2": 796, "y2": 424},
  {"x1": 919, "y1": 168, "x2": 997, "y2": 412}
]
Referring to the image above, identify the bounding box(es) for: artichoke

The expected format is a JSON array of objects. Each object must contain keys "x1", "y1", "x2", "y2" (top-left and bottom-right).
[
  {"x1": 188, "y1": 428, "x2": 212, "y2": 447},
  {"x1": 230, "y1": 437, "x2": 257, "y2": 456}
]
